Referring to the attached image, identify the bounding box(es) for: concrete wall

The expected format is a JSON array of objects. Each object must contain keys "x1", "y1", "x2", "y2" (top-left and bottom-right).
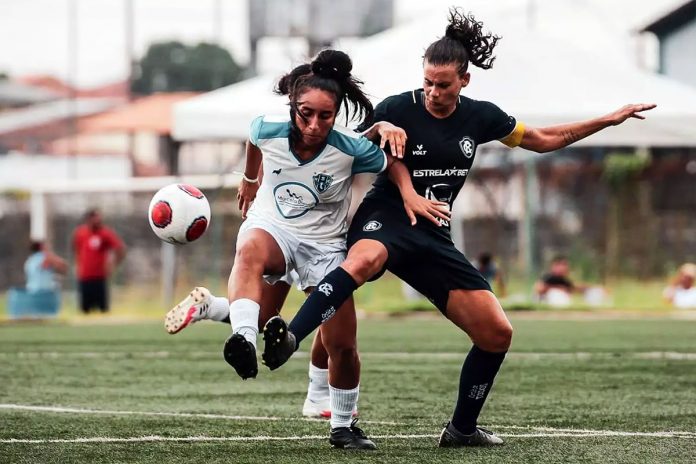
[{"x1": 661, "y1": 20, "x2": 696, "y2": 88}]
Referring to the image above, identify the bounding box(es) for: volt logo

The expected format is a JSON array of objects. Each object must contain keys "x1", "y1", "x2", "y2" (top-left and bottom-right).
[{"x1": 412, "y1": 144, "x2": 427, "y2": 156}]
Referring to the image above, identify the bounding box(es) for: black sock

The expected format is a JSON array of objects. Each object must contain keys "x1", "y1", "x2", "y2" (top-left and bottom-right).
[
  {"x1": 451, "y1": 345, "x2": 507, "y2": 434},
  {"x1": 288, "y1": 267, "x2": 358, "y2": 347}
]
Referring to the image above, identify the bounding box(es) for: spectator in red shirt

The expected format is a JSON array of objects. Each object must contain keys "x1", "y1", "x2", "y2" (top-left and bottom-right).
[{"x1": 72, "y1": 209, "x2": 126, "y2": 313}]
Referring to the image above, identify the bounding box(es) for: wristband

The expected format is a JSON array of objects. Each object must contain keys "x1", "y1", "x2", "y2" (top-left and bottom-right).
[{"x1": 242, "y1": 174, "x2": 259, "y2": 184}]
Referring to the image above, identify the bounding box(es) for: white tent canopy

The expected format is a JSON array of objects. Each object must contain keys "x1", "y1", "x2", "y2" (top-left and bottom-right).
[{"x1": 174, "y1": 12, "x2": 696, "y2": 146}]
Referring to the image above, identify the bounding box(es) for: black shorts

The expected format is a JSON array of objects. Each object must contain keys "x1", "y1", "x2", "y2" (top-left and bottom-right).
[
  {"x1": 78, "y1": 279, "x2": 109, "y2": 312},
  {"x1": 347, "y1": 199, "x2": 491, "y2": 313}
]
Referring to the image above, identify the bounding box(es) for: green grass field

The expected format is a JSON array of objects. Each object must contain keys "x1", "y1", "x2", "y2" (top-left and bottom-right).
[
  {"x1": 0, "y1": 272, "x2": 677, "y2": 321},
  {"x1": 1, "y1": 315, "x2": 695, "y2": 463}
]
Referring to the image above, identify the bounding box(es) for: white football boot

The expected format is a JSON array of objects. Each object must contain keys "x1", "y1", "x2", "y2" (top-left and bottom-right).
[
  {"x1": 302, "y1": 396, "x2": 331, "y2": 418},
  {"x1": 164, "y1": 287, "x2": 213, "y2": 334},
  {"x1": 302, "y1": 397, "x2": 358, "y2": 419}
]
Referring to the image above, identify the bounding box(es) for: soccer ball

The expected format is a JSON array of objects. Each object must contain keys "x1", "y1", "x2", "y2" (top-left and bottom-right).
[{"x1": 148, "y1": 184, "x2": 211, "y2": 244}]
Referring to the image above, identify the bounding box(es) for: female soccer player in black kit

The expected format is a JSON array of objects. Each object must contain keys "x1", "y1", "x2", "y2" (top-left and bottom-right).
[{"x1": 263, "y1": 8, "x2": 655, "y2": 447}]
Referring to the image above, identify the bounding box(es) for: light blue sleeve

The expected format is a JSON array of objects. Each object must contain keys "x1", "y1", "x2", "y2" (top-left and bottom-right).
[
  {"x1": 351, "y1": 136, "x2": 387, "y2": 175},
  {"x1": 249, "y1": 116, "x2": 264, "y2": 146}
]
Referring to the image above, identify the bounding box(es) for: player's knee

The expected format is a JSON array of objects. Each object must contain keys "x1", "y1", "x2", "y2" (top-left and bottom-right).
[
  {"x1": 475, "y1": 322, "x2": 513, "y2": 352},
  {"x1": 324, "y1": 341, "x2": 358, "y2": 364},
  {"x1": 343, "y1": 248, "x2": 387, "y2": 284},
  {"x1": 234, "y1": 242, "x2": 264, "y2": 271},
  {"x1": 488, "y1": 322, "x2": 513, "y2": 352}
]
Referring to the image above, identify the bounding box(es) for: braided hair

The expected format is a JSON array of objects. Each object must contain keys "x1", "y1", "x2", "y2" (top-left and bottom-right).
[
  {"x1": 275, "y1": 50, "x2": 374, "y2": 143},
  {"x1": 424, "y1": 8, "x2": 501, "y2": 76}
]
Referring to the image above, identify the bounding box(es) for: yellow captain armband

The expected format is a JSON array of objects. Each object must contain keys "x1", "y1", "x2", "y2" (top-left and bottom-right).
[{"x1": 499, "y1": 122, "x2": 525, "y2": 148}]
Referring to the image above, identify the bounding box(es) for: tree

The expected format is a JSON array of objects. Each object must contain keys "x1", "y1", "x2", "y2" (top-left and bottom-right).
[{"x1": 131, "y1": 41, "x2": 245, "y2": 95}]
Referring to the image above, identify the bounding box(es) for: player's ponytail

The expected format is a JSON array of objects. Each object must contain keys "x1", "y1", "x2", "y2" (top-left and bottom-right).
[
  {"x1": 424, "y1": 7, "x2": 500, "y2": 75},
  {"x1": 311, "y1": 50, "x2": 374, "y2": 125},
  {"x1": 275, "y1": 49, "x2": 374, "y2": 127},
  {"x1": 275, "y1": 63, "x2": 311, "y2": 96}
]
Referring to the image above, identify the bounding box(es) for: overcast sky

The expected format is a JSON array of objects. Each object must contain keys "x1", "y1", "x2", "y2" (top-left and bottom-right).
[
  {"x1": 0, "y1": 0, "x2": 250, "y2": 87},
  {"x1": 0, "y1": 0, "x2": 684, "y2": 88}
]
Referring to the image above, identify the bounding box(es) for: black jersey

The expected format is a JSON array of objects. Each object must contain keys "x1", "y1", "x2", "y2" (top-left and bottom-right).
[
  {"x1": 365, "y1": 89, "x2": 518, "y2": 228},
  {"x1": 542, "y1": 273, "x2": 574, "y2": 291}
]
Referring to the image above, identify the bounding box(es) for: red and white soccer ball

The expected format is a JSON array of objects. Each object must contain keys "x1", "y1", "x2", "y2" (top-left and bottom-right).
[{"x1": 148, "y1": 184, "x2": 211, "y2": 244}]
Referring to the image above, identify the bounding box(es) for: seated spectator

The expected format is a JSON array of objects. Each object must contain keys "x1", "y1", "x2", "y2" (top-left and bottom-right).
[
  {"x1": 25, "y1": 241, "x2": 68, "y2": 292},
  {"x1": 476, "y1": 252, "x2": 506, "y2": 297},
  {"x1": 534, "y1": 255, "x2": 587, "y2": 307},
  {"x1": 663, "y1": 263, "x2": 696, "y2": 309}
]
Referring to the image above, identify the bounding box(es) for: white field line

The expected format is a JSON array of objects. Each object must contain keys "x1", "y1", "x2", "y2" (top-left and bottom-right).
[
  {"x1": 2, "y1": 430, "x2": 695, "y2": 444},
  {"x1": 0, "y1": 404, "x2": 400, "y2": 426},
  {"x1": 2, "y1": 404, "x2": 694, "y2": 441},
  {"x1": 1, "y1": 351, "x2": 696, "y2": 360},
  {"x1": 493, "y1": 425, "x2": 696, "y2": 437}
]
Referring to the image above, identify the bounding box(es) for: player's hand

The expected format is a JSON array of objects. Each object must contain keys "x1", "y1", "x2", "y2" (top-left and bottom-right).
[
  {"x1": 402, "y1": 191, "x2": 451, "y2": 227},
  {"x1": 237, "y1": 179, "x2": 259, "y2": 219},
  {"x1": 362, "y1": 122, "x2": 407, "y2": 158},
  {"x1": 607, "y1": 103, "x2": 656, "y2": 126}
]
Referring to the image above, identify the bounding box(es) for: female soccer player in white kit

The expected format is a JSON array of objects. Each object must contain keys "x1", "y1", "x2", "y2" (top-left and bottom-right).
[{"x1": 164, "y1": 49, "x2": 448, "y2": 449}]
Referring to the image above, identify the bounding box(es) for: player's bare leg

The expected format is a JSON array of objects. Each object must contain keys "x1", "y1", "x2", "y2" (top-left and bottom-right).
[
  {"x1": 438, "y1": 289, "x2": 511, "y2": 447},
  {"x1": 321, "y1": 296, "x2": 374, "y2": 450},
  {"x1": 224, "y1": 229, "x2": 286, "y2": 380}
]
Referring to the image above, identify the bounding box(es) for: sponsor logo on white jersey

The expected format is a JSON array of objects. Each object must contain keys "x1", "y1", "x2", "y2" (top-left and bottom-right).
[
  {"x1": 459, "y1": 136, "x2": 475, "y2": 158},
  {"x1": 363, "y1": 220, "x2": 382, "y2": 232},
  {"x1": 412, "y1": 144, "x2": 427, "y2": 156},
  {"x1": 318, "y1": 282, "x2": 333, "y2": 296},
  {"x1": 273, "y1": 182, "x2": 318, "y2": 219},
  {"x1": 413, "y1": 168, "x2": 469, "y2": 177}
]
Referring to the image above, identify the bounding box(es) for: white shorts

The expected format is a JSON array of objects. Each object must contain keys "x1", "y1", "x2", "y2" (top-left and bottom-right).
[{"x1": 238, "y1": 215, "x2": 346, "y2": 291}]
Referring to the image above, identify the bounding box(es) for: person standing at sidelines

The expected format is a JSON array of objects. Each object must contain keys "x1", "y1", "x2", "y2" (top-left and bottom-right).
[
  {"x1": 261, "y1": 8, "x2": 655, "y2": 448},
  {"x1": 72, "y1": 209, "x2": 126, "y2": 313},
  {"x1": 163, "y1": 49, "x2": 447, "y2": 449}
]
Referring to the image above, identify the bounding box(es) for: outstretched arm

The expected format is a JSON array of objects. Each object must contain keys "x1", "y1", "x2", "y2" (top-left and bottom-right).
[{"x1": 519, "y1": 103, "x2": 656, "y2": 153}]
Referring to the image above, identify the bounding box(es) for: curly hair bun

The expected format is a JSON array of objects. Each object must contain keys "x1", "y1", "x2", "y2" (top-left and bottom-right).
[
  {"x1": 311, "y1": 49, "x2": 352, "y2": 80},
  {"x1": 427, "y1": 7, "x2": 499, "y2": 71}
]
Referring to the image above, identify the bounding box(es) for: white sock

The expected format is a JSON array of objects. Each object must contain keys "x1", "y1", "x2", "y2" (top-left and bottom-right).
[
  {"x1": 228, "y1": 298, "x2": 260, "y2": 349},
  {"x1": 306, "y1": 363, "x2": 329, "y2": 402},
  {"x1": 207, "y1": 296, "x2": 230, "y2": 322},
  {"x1": 329, "y1": 384, "x2": 359, "y2": 429}
]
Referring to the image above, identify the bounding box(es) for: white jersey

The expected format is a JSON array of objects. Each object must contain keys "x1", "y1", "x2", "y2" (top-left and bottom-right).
[
  {"x1": 673, "y1": 287, "x2": 696, "y2": 308},
  {"x1": 247, "y1": 115, "x2": 387, "y2": 243}
]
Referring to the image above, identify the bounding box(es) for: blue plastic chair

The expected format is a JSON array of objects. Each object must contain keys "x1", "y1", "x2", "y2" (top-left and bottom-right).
[{"x1": 7, "y1": 288, "x2": 61, "y2": 319}]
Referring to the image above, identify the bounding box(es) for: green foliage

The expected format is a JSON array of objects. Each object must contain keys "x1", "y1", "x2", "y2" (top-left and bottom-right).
[
  {"x1": 0, "y1": 189, "x2": 30, "y2": 200},
  {"x1": 602, "y1": 152, "x2": 651, "y2": 189},
  {"x1": 1, "y1": 319, "x2": 695, "y2": 463},
  {"x1": 564, "y1": 241, "x2": 603, "y2": 281},
  {"x1": 131, "y1": 41, "x2": 245, "y2": 95}
]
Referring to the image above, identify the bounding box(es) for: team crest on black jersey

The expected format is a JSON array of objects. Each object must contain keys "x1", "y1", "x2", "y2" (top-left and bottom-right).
[
  {"x1": 363, "y1": 220, "x2": 382, "y2": 232},
  {"x1": 459, "y1": 136, "x2": 476, "y2": 158},
  {"x1": 313, "y1": 173, "x2": 333, "y2": 193}
]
